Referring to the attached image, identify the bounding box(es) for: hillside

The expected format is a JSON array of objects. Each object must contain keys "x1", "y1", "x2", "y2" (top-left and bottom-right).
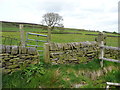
[{"x1": 1, "y1": 21, "x2": 119, "y2": 35}]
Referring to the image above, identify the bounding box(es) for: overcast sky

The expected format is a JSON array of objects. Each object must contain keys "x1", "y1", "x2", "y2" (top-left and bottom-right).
[{"x1": 0, "y1": 0, "x2": 119, "y2": 32}]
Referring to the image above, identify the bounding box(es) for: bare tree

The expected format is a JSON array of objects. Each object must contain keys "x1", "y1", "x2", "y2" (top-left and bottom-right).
[{"x1": 41, "y1": 12, "x2": 63, "y2": 30}]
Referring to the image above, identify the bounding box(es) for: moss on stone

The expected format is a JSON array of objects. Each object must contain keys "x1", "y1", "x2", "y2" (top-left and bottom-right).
[
  {"x1": 7, "y1": 64, "x2": 19, "y2": 69},
  {"x1": 10, "y1": 59, "x2": 17, "y2": 62},
  {"x1": 3, "y1": 69, "x2": 11, "y2": 74}
]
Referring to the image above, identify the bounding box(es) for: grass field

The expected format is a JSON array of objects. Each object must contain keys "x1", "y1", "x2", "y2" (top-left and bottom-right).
[
  {"x1": 1, "y1": 22, "x2": 120, "y2": 88},
  {"x1": 1, "y1": 31, "x2": 119, "y2": 47},
  {"x1": 2, "y1": 21, "x2": 119, "y2": 47}
]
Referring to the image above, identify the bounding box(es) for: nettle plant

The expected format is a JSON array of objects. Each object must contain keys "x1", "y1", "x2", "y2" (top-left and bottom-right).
[{"x1": 22, "y1": 62, "x2": 46, "y2": 83}]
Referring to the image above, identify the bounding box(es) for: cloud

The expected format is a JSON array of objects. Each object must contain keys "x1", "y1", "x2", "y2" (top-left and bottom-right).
[
  {"x1": 0, "y1": 0, "x2": 119, "y2": 32},
  {"x1": 37, "y1": 0, "x2": 64, "y2": 12}
]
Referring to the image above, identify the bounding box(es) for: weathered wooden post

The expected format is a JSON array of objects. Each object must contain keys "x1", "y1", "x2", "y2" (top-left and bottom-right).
[
  {"x1": 44, "y1": 43, "x2": 50, "y2": 63},
  {"x1": 47, "y1": 26, "x2": 51, "y2": 43},
  {"x1": 98, "y1": 32, "x2": 106, "y2": 67},
  {"x1": 19, "y1": 24, "x2": 25, "y2": 46},
  {"x1": 100, "y1": 40, "x2": 104, "y2": 68}
]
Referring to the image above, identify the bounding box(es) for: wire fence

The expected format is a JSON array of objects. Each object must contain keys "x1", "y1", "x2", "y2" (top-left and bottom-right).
[{"x1": 1, "y1": 36, "x2": 21, "y2": 46}]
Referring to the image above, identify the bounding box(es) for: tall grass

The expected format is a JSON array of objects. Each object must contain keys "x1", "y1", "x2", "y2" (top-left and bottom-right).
[{"x1": 2, "y1": 59, "x2": 120, "y2": 88}]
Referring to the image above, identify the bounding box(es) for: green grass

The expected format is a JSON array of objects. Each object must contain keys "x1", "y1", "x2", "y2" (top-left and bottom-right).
[
  {"x1": 106, "y1": 37, "x2": 119, "y2": 47},
  {"x1": 2, "y1": 26, "x2": 45, "y2": 32},
  {"x1": 2, "y1": 59, "x2": 120, "y2": 88},
  {"x1": 1, "y1": 31, "x2": 119, "y2": 47},
  {"x1": 2, "y1": 26, "x2": 119, "y2": 36},
  {"x1": 51, "y1": 34, "x2": 96, "y2": 43}
]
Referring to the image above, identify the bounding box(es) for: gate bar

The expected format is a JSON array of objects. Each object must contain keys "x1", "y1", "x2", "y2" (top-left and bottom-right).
[
  {"x1": 27, "y1": 39, "x2": 47, "y2": 42},
  {"x1": 27, "y1": 32, "x2": 47, "y2": 37}
]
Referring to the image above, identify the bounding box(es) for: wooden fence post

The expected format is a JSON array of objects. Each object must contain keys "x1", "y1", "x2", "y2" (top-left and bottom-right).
[
  {"x1": 47, "y1": 26, "x2": 51, "y2": 43},
  {"x1": 44, "y1": 43, "x2": 50, "y2": 63},
  {"x1": 100, "y1": 41, "x2": 104, "y2": 67},
  {"x1": 98, "y1": 32, "x2": 106, "y2": 67},
  {"x1": 19, "y1": 24, "x2": 25, "y2": 46}
]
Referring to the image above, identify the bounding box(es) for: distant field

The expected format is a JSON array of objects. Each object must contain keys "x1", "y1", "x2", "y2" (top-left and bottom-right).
[
  {"x1": 2, "y1": 21, "x2": 119, "y2": 36},
  {"x1": 1, "y1": 21, "x2": 119, "y2": 47},
  {"x1": 2, "y1": 25, "x2": 119, "y2": 36},
  {"x1": 1, "y1": 31, "x2": 119, "y2": 47},
  {"x1": 2, "y1": 26, "x2": 45, "y2": 32}
]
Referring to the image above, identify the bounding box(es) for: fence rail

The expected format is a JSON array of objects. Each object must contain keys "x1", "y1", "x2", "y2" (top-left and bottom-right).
[
  {"x1": 100, "y1": 58, "x2": 120, "y2": 63},
  {"x1": 106, "y1": 82, "x2": 120, "y2": 90},
  {"x1": 98, "y1": 32, "x2": 120, "y2": 67},
  {"x1": 99, "y1": 45, "x2": 120, "y2": 64},
  {"x1": 100, "y1": 45, "x2": 120, "y2": 50}
]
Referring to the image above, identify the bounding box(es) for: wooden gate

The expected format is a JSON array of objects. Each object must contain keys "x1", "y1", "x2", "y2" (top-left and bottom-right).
[{"x1": 26, "y1": 32, "x2": 48, "y2": 56}]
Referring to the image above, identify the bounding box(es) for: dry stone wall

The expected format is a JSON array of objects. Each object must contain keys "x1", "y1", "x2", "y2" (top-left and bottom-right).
[
  {"x1": 1, "y1": 45, "x2": 39, "y2": 74},
  {"x1": 45, "y1": 41, "x2": 120, "y2": 64},
  {"x1": 47, "y1": 41, "x2": 100, "y2": 64},
  {"x1": 104, "y1": 48, "x2": 120, "y2": 60}
]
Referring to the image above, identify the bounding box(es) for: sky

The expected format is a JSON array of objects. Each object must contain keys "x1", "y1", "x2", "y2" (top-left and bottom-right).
[{"x1": 0, "y1": 0, "x2": 119, "y2": 32}]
